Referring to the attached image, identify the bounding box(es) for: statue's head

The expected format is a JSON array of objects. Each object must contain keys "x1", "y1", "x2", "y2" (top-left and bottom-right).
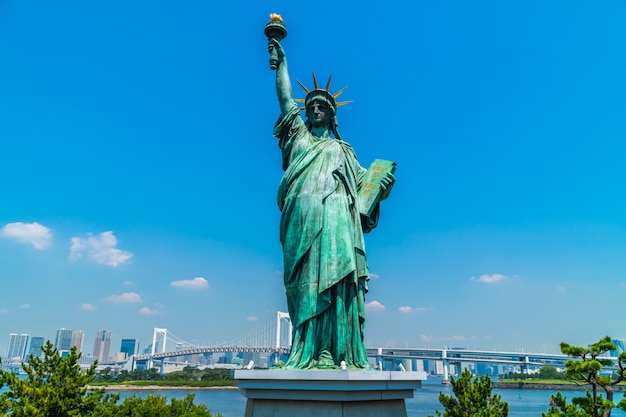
[
  {"x1": 304, "y1": 90, "x2": 337, "y2": 120},
  {"x1": 296, "y1": 71, "x2": 350, "y2": 138},
  {"x1": 306, "y1": 98, "x2": 333, "y2": 129}
]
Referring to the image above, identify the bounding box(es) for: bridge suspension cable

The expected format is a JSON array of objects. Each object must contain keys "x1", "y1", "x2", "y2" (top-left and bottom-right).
[{"x1": 138, "y1": 311, "x2": 293, "y2": 362}]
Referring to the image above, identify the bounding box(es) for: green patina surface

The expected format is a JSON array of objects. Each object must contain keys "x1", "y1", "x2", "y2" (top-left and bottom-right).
[{"x1": 266, "y1": 17, "x2": 395, "y2": 370}]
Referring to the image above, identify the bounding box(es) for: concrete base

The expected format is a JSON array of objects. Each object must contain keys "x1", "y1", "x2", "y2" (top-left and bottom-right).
[{"x1": 234, "y1": 369, "x2": 427, "y2": 417}]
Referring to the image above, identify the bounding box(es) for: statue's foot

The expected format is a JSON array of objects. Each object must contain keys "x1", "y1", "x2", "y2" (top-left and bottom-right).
[{"x1": 317, "y1": 350, "x2": 339, "y2": 369}]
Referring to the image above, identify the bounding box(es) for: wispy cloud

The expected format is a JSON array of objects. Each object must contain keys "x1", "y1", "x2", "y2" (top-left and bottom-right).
[
  {"x1": 247, "y1": 316, "x2": 258, "y2": 321},
  {"x1": 369, "y1": 272, "x2": 380, "y2": 279},
  {"x1": 20, "y1": 304, "x2": 30, "y2": 309},
  {"x1": 79, "y1": 303, "x2": 97, "y2": 311},
  {"x1": 398, "y1": 306, "x2": 431, "y2": 314},
  {"x1": 365, "y1": 300, "x2": 386, "y2": 312},
  {"x1": 1, "y1": 222, "x2": 52, "y2": 250},
  {"x1": 555, "y1": 282, "x2": 568, "y2": 294},
  {"x1": 171, "y1": 277, "x2": 209, "y2": 290},
  {"x1": 449, "y1": 335, "x2": 467, "y2": 342},
  {"x1": 104, "y1": 292, "x2": 142, "y2": 303},
  {"x1": 138, "y1": 307, "x2": 160, "y2": 315},
  {"x1": 470, "y1": 273, "x2": 506, "y2": 284},
  {"x1": 69, "y1": 231, "x2": 132, "y2": 267},
  {"x1": 0, "y1": 309, "x2": 8, "y2": 314},
  {"x1": 420, "y1": 334, "x2": 467, "y2": 344}
]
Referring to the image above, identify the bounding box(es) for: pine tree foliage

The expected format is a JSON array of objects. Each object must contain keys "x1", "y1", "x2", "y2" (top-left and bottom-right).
[
  {"x1": 430, "y1": 368, "x2": 509, "y2": 417},
  {"x1": 542, "y1": 392, "x2": 589, "y2": 417},
  {"x1": 88, "y1": 393, "x2": 218, "y2": 417},
  {"x1": 0, "y1": 341, "x2": 117, "y2": 416},
  {"x1": 0, "y1": 341, "x2": 219, "y2": 417},
  {"x1": 545, "y1": 336, "x2": 626, "y2": 417}
]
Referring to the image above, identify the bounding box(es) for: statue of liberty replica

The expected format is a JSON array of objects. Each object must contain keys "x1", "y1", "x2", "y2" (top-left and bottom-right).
[{"x1": 266, "y1": 14, "x2": 396, "y2": 370}]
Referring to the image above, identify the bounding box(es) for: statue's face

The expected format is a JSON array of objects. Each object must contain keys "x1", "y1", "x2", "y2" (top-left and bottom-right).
[{"x1": 307, "y1": 101, "x2": 331, "y2": 128}]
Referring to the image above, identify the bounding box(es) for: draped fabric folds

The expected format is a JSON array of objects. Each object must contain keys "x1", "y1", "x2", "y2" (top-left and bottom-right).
[{"x1": 274, "y1": 106, "x2": 378, "y2": 370}]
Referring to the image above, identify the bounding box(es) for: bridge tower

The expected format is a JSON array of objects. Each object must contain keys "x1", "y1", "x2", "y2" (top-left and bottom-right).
[
  {"x1": 276, "y1": 311, "x2": 292, "y2": 349},
  {"x1": 441, "y1": 348, "x2": 450, "y2": 384},
  {"x1": 274, "y1": 311, "x2": 292, "y2": 364},
  {"x1": 150, "y1": 328, "x2": 167, "y2": 372}
]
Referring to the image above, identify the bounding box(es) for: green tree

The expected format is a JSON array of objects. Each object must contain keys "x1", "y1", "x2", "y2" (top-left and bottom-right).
[
  {"x1": 88, "y1": 393, "x2": 219, "y2": 417},
  {"x1": 545, "y1": 336, "x2": 626, "y2": 417},
  {"x1": 429, "y1": 368, "x2": 509, "y2": 417},
  {"x1": 537, "y1": 366, "x2": 567, "y2": 380},
  {"x1": 543, "y1": 392, "x2": 589, "y2": 417},
  {"x1": 0, "y1": 341, "x2": 118, "y2": 416}
]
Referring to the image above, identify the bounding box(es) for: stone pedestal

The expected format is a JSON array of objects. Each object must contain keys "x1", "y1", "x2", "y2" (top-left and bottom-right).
[{"x1": 234, "y1": 369, "x2": 427, "y2": 417}]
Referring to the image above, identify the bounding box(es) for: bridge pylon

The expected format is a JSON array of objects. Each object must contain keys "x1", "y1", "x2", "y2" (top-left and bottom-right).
[{"x1": 150, "y1": 328, "x2": 168, "y2": 371}]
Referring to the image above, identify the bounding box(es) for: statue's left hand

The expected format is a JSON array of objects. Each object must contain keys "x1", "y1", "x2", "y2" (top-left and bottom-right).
[
  {"x1": 380, "y1": 172, "x2": 395, "y2": 200},
  {"x1": 268, "y1": 38, "x2": 287, "y2": 67}
]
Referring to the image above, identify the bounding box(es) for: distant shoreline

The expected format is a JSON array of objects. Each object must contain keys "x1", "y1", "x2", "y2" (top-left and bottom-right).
[
  {"x1": 494, "y1": 381, "x2": 626, "y2": 392},
  {"x1": 90, "y1": 385, "x2": 238, "y2": 391}
]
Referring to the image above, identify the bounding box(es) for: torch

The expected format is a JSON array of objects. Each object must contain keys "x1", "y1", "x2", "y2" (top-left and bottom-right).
[{"x1": 264, "y1": 13, "x2": 287, "y2": 70}]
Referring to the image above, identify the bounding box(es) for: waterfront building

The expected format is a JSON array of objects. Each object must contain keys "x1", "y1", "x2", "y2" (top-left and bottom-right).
[
  {"x1": 54, "y1": 328, "x2": 73, "y2": 352},
  {"x1": 611, "y1": 339, "x2": 625, "y2": 357},
  {"x1": 29, "y1": 336, "x2": 45, "y2": 358},
  {"x1": 71, "y1": 330, "x2": 85, "y2": 354},
  {"x1": 120, "y1": 338, "x2": 137, "y2": 359},
  {"x1": 93, "y1": 330, "x2": 112, "y2": 363},
  {"x1": 6, "y1": 333, "x2": 29, "y2": 362},
  {"x1": 79, "y1": 354, "x2": 97, "y2": 366}
]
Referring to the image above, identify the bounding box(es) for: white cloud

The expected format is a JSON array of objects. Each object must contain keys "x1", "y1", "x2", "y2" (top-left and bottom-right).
[
  {"x1": 365, "y1": 300, "x2": 385, "y2": 312},
  {"x1": 20, "y1": 304, "x2": 30, "y2": 309},
  {"x1": 399, "y1": 306, "x2": 430, "y2": 314},
  {"x1": 247, "y1": 316, "x2": 259, "y2": 321},
  {"x1": 470, "y1": 273, "x2": 505, "y2": 284},
  {"x1": 139, "y1": 307, "x2": 160, "y2": 315},
  {"x1": 1, "y1": 222, "x2": 52, "y2": 250},
  {"x1": 420, "y1": 334, "x2": 434, "y2": 342},
  {"x1": 69, "y1": 231, "x2": 132, "y2": 267},
  {"x1": 79, "y1": 303, "x2": 97, "y2": 311},
  {"x1": 104, "y1": 292, "x2": 142, "y2": 303},
  {"x1": 124, "y1": 281, "x2": 133, "y2": 286},
  {"x1": 171, "y1": 277, "x2": 209, "y2": 290},
  {"x1": 420, "y1": 334, "x2": 468, "y2": 344},
  {"x1": 369, "y1": 273, "x2": 380, "y2": 279},
  {"x1": 0, "y1": 309, "x2": 8, "y2": 314}
]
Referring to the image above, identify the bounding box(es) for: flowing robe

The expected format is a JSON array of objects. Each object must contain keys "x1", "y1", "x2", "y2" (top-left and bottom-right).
[{"x1": 274, "y1": 106, "x2": 378, "y2": 369}]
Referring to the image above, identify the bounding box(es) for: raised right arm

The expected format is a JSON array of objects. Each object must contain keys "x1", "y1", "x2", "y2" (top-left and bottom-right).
[{"x1": 269, "y1": 39, "x2": 297, "y2": 117}]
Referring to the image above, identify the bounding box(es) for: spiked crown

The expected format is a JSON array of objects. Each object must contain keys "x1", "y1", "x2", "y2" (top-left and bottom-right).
[{"x1": 295, "y1": 71, "x2": 351, "y2": 115}]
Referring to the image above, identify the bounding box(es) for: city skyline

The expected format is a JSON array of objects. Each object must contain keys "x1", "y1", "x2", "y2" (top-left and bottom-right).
[{"x1": 2, "y1": 2, "x2": 626, "y2": 355}]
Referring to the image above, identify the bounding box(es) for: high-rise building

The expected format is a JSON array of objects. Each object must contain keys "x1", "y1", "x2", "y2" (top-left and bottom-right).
[
  {"x1": 29, "y1": 337, "x2": 45, "y2": 358},
  {"x1": 54, "y1": 328, "x2": 73, "y2": 352},
  {"x1": 71, "y1": 330, "x2": 85, "y2": 354},
  {"x1": 611, "y1": 339, "x2": 626, "y2": 357},
  {"x1": 93, "y1": 330, "x2": 112, "y2": 363},
  {"x1": 120, "y1": 339, "x2": 137, "y2": 359},
  {"x1": 6, "y1": 333, "x2": 30, "y2": 362}
]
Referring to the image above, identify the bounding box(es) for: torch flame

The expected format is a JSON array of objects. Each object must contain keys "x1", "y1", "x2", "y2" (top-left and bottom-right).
[{"x1": 269, "y1": 13, "x2": 283, "y2": 23}]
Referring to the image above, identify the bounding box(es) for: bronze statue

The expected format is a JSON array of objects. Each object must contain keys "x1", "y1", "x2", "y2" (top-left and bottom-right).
[{"x1": 266, "y1": 14, "x2": 395, "y2": 370}]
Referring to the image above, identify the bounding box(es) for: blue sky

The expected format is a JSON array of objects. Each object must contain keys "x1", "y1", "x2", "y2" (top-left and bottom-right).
[{"x1": 1, "y1": 1, "x2": 626, "y2": 357}]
